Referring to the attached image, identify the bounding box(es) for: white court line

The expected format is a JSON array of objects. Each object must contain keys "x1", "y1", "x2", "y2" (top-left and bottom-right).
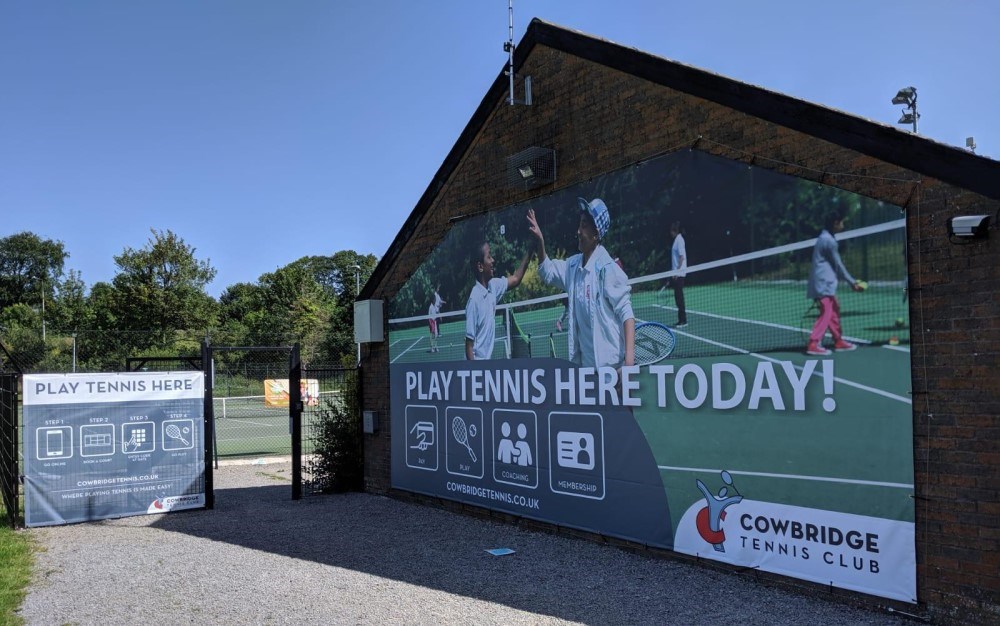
[
  {"x1": 388, "y1": 220, "x2": 907, "y2": 325},
  {"x1": 219, "y1": 417, "x2": 279, "y2": 428},
  {"x1": 658, "y1": 465, "x2": 913, "y2": 490},
  {"x1": 661, "y1": 317, "x2": 912, "y2": 405},
  {"x1": 883, "y1": 344, "x2": 910, "y2": 353},
  {"x1": 391, "y1": 336, "x2": 425, "y2": 364},
  {"x1": 652, "y1": 303, "x2": 870, "y2": 346}
]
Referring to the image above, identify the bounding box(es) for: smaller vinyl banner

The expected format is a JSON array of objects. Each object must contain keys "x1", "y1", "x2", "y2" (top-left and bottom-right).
[
  {"x1": 23, "y1": 372, "x2": 206, "y2": 527},
  {"x1": 264, "y1": 379, "x2": 320, "y2": 407}
]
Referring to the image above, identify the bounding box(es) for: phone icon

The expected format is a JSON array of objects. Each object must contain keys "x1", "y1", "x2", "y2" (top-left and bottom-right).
[{"x1": 46, "y1": 430, "x2": 64, "y2": 457}]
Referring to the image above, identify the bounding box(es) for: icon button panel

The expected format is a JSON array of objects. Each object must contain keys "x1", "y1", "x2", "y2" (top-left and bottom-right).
[
  {"x1": 549, "y1": 411, "x2": 605, "y2": 500},
  {"x1": 36, "y1": 426, "x2": 73, "y2": 460},
  {"x1": 405, "y1": 405, "x2": 438, "y2": 471},
  {"x1": 445, "y1": 407, "x2": 484, "y2": 479},
  {"x1": 80, "y1": 424, "x2": 115, "y2": 457},
  {"x1": 492, "y1": 409, "x2": 538, "y2": 489}
]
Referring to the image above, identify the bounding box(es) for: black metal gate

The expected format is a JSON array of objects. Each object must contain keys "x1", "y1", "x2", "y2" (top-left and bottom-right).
[
  {"x1": 1, "y1": 372, "x2": 19, "y2": 528},
  {"x1": 205, "y1": 343, "x2": 304, "y2": 499}
]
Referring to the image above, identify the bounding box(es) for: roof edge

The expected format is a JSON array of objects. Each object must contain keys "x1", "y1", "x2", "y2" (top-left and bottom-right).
[
  {"x1": 361, "y1": 19, "x2": 999, "y2": 301},
  {"x1": 359, "y1": 20, "x2": 543, "y2": 300}
]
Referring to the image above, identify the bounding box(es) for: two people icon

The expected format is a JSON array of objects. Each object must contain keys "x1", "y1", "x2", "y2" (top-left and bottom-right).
[{"x1": 497, "y1": 422, "x2": 532, "y2": 466}]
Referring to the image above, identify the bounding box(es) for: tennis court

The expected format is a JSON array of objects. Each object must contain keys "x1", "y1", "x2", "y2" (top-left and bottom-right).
[
  {"x1": 387, "y1": 220, "x2": 913, "y2": 531},
  {"x1": 211, "y1": 392, "x2": 344, "y2": 458}
]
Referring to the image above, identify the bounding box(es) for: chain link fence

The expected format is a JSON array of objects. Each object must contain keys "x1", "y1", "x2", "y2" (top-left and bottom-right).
[
  {"x1": 1, "y1": 372, "x2": 19, "y2": 528},
  {"x1": 302, "y1": 367, "x2": 362, "y2": 495}
]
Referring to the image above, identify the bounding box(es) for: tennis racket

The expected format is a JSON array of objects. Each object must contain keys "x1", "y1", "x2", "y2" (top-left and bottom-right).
[
  {"x1": 165, "y1": 423, "x2": 190, "y2": 446},
  {"x1": 452, "y1": 416, "x2": 477, "y2": 462},
  {"x1": 634, "y1": 322, "x2": 676, "y2": 366}
]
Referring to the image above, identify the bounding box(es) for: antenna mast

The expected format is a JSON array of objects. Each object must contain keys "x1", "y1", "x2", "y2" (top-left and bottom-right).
[{"x1": 505, "y1": 0, "x2": 515, "y2": 105}]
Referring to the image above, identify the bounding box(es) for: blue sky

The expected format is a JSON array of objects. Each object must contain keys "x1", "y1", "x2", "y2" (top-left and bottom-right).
[{"x1": 2, "y1": 1, "x2": 997, "y2": 297}]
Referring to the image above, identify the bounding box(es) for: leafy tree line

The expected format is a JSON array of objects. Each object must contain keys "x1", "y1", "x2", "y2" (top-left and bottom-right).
[{"x1": 0, "y1": 230, "x2": 376, "y2": 373}]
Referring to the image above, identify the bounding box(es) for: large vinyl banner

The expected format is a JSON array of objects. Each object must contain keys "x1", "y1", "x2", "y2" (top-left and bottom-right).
[
  {"x1": 23, "y1": 372, "x2": 206, "y2": 527},
  {"x1": 388, "y1": 150, "x2": 915, "y2": 603}
]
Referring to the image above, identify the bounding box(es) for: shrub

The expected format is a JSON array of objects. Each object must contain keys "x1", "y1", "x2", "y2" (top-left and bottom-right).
[{"x1": 307, "y1": 386, "x2": 362, "y2": 493}]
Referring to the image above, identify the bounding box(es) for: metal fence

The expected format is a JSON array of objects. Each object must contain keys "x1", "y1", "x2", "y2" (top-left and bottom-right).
[
  {"x1": 0, "y1": 345, "x2": 362, "y2": 527},
  {"x1": 301, "y1": 367, "x2": 362, "y2": 496},
  {"x1": 0, "y1": 373, "x2": 19, "y2": 528}
]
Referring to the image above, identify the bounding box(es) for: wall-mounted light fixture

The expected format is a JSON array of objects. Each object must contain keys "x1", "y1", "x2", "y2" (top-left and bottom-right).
[
  {"x1": 891, "y1": 86, "x2": 919, "y2": 133},
  {"x1": 947, "y1": 215, "x2": 990, "y2": 239},
  {"x1": 506, "y1": 147, "x2": 556, "y2": 189}
]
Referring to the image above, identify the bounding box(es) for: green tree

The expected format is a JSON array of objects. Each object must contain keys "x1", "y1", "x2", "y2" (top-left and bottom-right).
[
  {"x1": 108, "y1": 229, "x2": 218, "y2": 355},
  {"x1": 0, "y1": 232, "x2": 67, "y2": 310},
  {"x1": 324, "y1": 251, "x2": 377, "y2": 365},
  {"x1": 0, "y1": 303, "x2": 44, "y2": 371},
  {"x1": 49, "y1": 270, "x2": 88, "y2": 334}
]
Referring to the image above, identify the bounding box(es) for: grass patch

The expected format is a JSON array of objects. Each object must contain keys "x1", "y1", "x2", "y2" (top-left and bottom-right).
[{"x1": 0, "y1": 525, "x2": 33, "y2": 626}]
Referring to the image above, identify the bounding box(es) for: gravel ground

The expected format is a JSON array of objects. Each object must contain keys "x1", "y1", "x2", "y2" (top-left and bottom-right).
[{"x1": 19, "y1": 460, "x2": 913, "y2": 625}]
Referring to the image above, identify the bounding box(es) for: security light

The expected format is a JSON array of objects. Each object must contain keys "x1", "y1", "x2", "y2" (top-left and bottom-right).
[
  {"x1": 892, "y1": 87, "x2": 915, "y2": 105},
  {"x1": 890, "y1": 86, "x2": 918, "y2": 133}
]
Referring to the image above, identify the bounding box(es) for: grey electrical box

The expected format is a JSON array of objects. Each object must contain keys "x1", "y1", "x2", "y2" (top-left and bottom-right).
[
  {"x1": 354, "y1": 300, "x2": 384, "y2": 343},
  {"x1": 363, "y1": 410, "x2": 378, "y2": 434}
]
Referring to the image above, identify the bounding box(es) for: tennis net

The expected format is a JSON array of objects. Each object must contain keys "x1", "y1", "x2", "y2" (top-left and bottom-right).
[
  {"x1": 214, "y1": 391, "x2": 340, "y2": 420},
  {"x1": 387, "y1": 219, "x2": 907, "y2": 362},
  {"x1": 505, "y1": 219, "x2": 908, "y2": 359}
]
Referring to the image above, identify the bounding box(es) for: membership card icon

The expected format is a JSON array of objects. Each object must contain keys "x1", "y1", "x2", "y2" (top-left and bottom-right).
[{"x1": 556, "y1": 432, "x2": 595, "y2": 470}]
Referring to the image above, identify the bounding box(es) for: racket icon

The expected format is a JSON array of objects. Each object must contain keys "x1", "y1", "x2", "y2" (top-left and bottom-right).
[
  {"x1": 452, "y1": 416, "x2": 477, "y2": 462},
  {"x1": 165, "y1": 423, "x2": 191, "y2": 446}
]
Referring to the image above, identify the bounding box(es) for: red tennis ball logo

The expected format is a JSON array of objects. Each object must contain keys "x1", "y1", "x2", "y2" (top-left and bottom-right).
[{"x1": 696, "y1": 507, "x2": 727, "y2": 544}]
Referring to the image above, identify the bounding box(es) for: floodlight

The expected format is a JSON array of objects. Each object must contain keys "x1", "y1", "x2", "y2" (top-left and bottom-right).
[
  {"x1": 518, "y1": 165, "x2": 534, "y2": 179},
  {"x1": 891, "y1": 86, "x2": 919, "y2": 132},
  {"x1": 891, "y1": 87, "x2": 915, "y2": 105}
]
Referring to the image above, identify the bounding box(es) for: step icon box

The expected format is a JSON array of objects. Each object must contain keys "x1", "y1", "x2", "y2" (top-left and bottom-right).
[
  {"x1": 445, "y1": 407, "x2": 484, "y2": 479},
  {"x1": 492, "y1": 409, "x2": 538, "y2": 489},
  {"x1": 36, "y1": 426, "x2": 73, "y2": 461},
  {"x1": 549, "y1": 411, "x2": 605, "y2": 500},
  {"x1": 405, "y1": 405, "x2": 438, "y2": 471},
  {"x1": 80, "y1": 424, "x2": 115, "y2": 457}
]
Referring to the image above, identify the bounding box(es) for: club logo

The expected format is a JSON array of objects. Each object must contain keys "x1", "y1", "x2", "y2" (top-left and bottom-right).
[{"x1": 694, "y1": 470, "x2": 744, "y2": 552}]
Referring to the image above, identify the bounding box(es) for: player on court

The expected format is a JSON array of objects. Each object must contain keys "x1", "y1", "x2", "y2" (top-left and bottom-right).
[
  {"x1": 526, "y1": 198, "x2": 635, "y2": 369},
  {"x1": 668, "y1": 221, "x2": 688, "y2": 328},
  {"x1": 465, "y1": 242, "x2": 531, "y2": 360},
  {"x1": 427, "y1": 286, "x2": 445, "y2": 353},
  {"x1": 806, "y1": 211, "x2": 864, "y2": 355}
]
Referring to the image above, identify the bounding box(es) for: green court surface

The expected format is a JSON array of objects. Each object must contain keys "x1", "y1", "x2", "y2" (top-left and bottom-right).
[
  {"x1": 212, "y1": 392, "x2": 341, "y2": 458},
  {"x1": 632, "y1": 345, "x2": 914, "y2": 533},
  {"x1": 389, "y1": 280, "x2": 910, "y2": 364},
  {"x1": 388, "y1": 281, "x2": 914, "y2": 528}
]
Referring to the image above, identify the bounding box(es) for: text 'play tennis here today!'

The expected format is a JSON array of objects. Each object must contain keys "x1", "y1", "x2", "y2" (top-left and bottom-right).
[{"x1": 405, "y1": 359, "x2": 839, "y2": 412}]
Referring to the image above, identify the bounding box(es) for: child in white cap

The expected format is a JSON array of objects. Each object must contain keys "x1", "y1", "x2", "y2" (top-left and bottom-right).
[{"x1": 526, "y1": 198, "x2": 635, "y2": 369}]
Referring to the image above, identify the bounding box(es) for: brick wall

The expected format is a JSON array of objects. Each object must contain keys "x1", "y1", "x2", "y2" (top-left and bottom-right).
[{"x1": 361, "y1": 44, "x2": 1000, "y2": 623}]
